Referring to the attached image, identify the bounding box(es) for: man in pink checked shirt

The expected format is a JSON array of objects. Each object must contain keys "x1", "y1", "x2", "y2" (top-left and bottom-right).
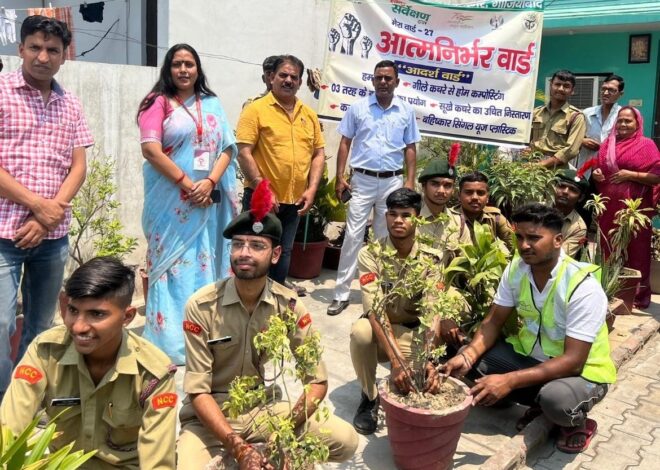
[{"x1": 0, "y1": 15, "x2": 93, "y2": 402}]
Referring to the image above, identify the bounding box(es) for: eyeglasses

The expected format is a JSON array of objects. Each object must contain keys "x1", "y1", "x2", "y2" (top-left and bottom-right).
[
  {"x1": 601, "y1": 87, "x2": 619, "y2": 95},
  {"x1": 230, "y1": 240, "x2": 270, "y2": 253},
  {"x1": 373, "y1": 75, "x2": 395, "y2": 82}
]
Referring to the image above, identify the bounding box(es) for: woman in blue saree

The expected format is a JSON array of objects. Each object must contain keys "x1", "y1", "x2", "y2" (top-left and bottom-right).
[{"x1": 137, "y1": 44, "x2": 237, "y2": 363}]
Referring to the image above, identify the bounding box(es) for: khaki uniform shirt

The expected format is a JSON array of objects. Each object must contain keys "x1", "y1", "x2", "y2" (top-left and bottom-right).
[
  {"x1": 458, "y1": 206, "x2": 515, "y2": 252},
  {"x1": 417, "y1": 203, "x2": 472, "y2": 263},
  {"x1": 530, "y1": 102, "x2": 586, "y2": 164},
  {"x1": 0, "y1": 326, "x2": 177, "y2": 470},
  {"x1": 357, "y1": 237, "x2": 444, "y2": 325},
  {"x1": 180, "y1": 277, "x2": 327, "y2": 423},
  {"x1": 561, "y1": 209, "x2": 587, "y2": 258}
]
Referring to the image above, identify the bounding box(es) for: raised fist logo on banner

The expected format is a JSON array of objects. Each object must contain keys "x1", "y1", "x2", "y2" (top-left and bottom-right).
[
  {"x1": 339, "y1": 13, "x2": 362, "y2": 55},
  {"x1": 360, "y1": 36, "x2": 373, "y2": 59},
  {"x1": 328, "y1": 28, "x2": 340, "y2": 52}
]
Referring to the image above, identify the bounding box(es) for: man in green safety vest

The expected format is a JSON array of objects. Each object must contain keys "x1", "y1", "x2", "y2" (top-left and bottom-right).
[{"x1": 441, "y1": 203, "x2": 616, "y2": 454}]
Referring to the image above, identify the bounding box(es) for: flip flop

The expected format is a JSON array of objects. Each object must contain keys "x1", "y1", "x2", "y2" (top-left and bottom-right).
[
  {"x1": 515, "y1": 406, "x2": 543, "y2": 432},
  {"x1": 556, "y1": 418, "x2": 598, "y2": 454}
]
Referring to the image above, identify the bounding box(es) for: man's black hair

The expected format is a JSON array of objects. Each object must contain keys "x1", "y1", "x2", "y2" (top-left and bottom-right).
[
  {"x1": 273, "y1": 55, "x2": 304, "y2": 78},
  {"x1": 511, "y1": 203, "x2": 564, "y2": 234},
  {"x1": 550, "y1": 69, "x2": 576, "y2": 88},
  {"x1": 459, "y1": 171, "x2": 489, "y2": 190},
  {"x1": 386, "y1": 188, "x2": 422, "y2": 215},
  {"x1": 374, "y1": 59, "x2": 398, "y2": 78},
  {"x1": 65, "y1": 257, "x2": 135, "y2": 309},
  {"x1": 262, "y1": 55, "x2": 281, "y2": 74},
  {"x1": 603, "y1": 74, "x2": 625, "y2": 92},
  {"x1": 21, "y1": 15, "x2": 72, "y2": 49}
]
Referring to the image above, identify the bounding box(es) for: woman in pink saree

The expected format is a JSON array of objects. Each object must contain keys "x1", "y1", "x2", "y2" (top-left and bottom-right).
[{"x1": 592, "y1": 106, "x2": 660, "y2": 308}]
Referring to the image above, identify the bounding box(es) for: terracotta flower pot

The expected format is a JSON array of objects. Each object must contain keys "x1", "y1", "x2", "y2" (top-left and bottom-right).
[
  {"x1": 288, "y1": 239, "x2": 327, "y2": 279},
  {"x1": 322, "y1": 244, "x2": 342, "y2": 270},
  {"x1": 607, "y1": 298, "x2": 626, "y2": 332},
  {"x1": 378, "y1": 377, "x2": 472, "y2": 470},
  {"x1": 614, "y1": 267, "x2": 642, "y2": 314}
]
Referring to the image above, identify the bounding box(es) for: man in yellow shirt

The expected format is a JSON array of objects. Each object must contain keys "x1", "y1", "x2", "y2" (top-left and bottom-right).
[{"x1": 236, "y1": 54, "x2": 326, "y2": 286}]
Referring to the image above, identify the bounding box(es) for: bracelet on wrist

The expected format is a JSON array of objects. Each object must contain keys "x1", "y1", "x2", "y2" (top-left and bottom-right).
[
  {"x1": 234, "y1": 443, "x2": 253, "y2": 462},
  {"x1": 174, "y1": 171, "x2": 186, "y2": 185},
  {"x1": 205, "y1": 176, "x2": 217, "y2": 186}
]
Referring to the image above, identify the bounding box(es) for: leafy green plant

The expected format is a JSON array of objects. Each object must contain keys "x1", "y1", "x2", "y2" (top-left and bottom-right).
[
  {"x1": 69, "y1": 151, "x2": 137, "y2": 266},
  {"x1": 584, "y1": 195, "x2": 652, "y2": 298},
  {"x1": 1, "y1": 414, "x2": 96, "y2": 469},
  {"x1": 367, "y1": 230, "x2": 465, "y2": 393},
  {"x1": 444, "y1": 222, "x2": 511, "y2": 335},
  {"x1": 222, "y1": 306, "x2": 330, "y2": 469},
  {"x1": 485, "y1": 154, "x2": 555, "y2": 218}
]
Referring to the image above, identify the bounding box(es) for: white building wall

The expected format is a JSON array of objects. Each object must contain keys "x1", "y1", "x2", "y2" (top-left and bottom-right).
[
  {"x1": 166, "y1": 0, "x2": 342, "y2": 168},
  {"x1": 1, "y1": 55, "x2": 158, "y2": 266},
  {"x1": 0, "y1": 0, "x2": 168, "y2": 66}
]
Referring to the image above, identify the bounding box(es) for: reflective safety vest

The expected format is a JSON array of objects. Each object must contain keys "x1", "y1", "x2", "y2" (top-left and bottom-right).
[{"x1": 505, "y1": 254, "x2": 617, "y2": 384}]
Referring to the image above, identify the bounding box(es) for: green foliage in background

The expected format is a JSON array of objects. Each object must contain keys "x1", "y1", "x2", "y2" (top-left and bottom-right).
[{"x1": 69, "y1": 153, "x2": 137, "y2": 266}]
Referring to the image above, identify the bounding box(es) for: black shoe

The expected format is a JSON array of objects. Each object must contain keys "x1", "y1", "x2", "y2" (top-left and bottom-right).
[
  {"x1": 353, "y1": 392, "x2": 379, "y2": 435},
  {"x1": 285, "y1": 280, "x2": 307, "y2": 297},
  {"x1": 327, "y1": 299, "x2": 349, "y2": 316}
]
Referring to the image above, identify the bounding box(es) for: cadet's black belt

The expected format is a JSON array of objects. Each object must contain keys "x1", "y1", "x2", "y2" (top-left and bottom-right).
[{"x1": 354, "y1": 167, "x2": 404, "y2": 178}]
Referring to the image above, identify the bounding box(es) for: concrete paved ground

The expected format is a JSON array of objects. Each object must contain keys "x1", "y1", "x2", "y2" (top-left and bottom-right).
[{"x1": 132, "y1": 267, "x2": 659, "y2": 469}]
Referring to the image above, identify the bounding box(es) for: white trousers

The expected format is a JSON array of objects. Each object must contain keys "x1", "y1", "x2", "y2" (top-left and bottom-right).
[{"x1": 332, "y1": 172, "x2": 402, "y2": 301}]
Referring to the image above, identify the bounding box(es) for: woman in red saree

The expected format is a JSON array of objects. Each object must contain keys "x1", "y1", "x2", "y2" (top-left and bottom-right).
[{"x1": 592, "y1": 106, "x2": 660, "y2": 308}]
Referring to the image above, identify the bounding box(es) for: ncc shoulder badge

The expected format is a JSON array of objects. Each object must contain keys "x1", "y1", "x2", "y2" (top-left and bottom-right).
[
  {"x1": 359, "y1": 272, "x2": 377, "y2": 286},
  {"x1": 183, "y1": 320, "x2": 202, "y2": 335},
  {"x1": 152, "y1": 392, "x2": 178, "y2": 409},
  {"x1": 15, "y1": 365, "x2": 44, "y2": 385},
  {"x1": 297, "y1": 313, "x2": 312, "y2": 329}
]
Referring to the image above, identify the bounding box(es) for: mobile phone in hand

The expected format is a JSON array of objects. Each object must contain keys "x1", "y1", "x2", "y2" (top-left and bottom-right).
[
  {"x1": 210, "y1": 190, "x2": 222, "y2": 204},
  {"x1": 340, "y1": 188, "x2": 352, "y2": 203}
]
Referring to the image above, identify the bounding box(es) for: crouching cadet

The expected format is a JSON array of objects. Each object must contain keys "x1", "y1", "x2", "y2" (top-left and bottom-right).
[
  {"x1": 177, "y1": 181, "x2": 357, "y2": 469},
  {"x1": 0, "y1": 257, "x2": 178, "y2": 469},
  {"x1": 441, "y1": 203, "x2": 616, "y2": 454}
]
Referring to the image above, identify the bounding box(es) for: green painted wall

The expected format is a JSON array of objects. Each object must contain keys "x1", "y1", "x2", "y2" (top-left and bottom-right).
[{"x1": 535, "y1": 31, "x2": 659, "y2": 137}]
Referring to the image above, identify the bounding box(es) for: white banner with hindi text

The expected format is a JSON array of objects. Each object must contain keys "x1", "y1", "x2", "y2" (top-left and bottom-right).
[{"x1": 318, "y1": 0, "x2": 545, "y2": 145}]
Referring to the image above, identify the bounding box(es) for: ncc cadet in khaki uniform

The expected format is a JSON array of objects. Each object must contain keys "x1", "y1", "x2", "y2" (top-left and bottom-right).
[
  {"x1": 457, "y1": 171, "x2": 515, "y2": 252},
  {"x1": 530, "y1": 70, "x2": 586, "y2": 169},
  {"x1": 554, "y1": 168, "x2": 589, "y2": 258},
  {"x1": 0, "y1": 257, "x2": 177, "y2": 470},
  {"x1": 350, "y1": 188, "x2": 453, "y2": 435},
  {"x1": 417, "y1": 156, "x2": 471, "y2": 262},
  {"x1": 177, "y1": 204, "x2": 358, "y2": 469}
]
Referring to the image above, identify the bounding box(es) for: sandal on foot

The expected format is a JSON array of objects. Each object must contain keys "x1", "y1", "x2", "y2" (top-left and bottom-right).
[
  {"x1": 556, "y1": 418, "x2": 597, "y2": 454},
  {"x1": 515, "y1": 406, "x2": 543, "y2": 432}
]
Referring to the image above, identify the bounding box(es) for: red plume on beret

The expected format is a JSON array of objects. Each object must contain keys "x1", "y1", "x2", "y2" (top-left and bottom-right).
[
  {"x1": 449, "y1": 142, "x2": 461, "y2": 167},
  {"x1": 576, "y1": 158, "x2": 598, "y2": 181},
  {"x1": 250, "y1": 179, "x2": 274, "y2": 222}
]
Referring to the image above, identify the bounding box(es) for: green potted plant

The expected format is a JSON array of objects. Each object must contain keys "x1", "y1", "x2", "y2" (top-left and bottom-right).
[
  {"x1": 208, "y1": 305, "x2": 330, "y2": 469},
  {"x1": 444, "y1": 222, "x2": 513, "y2": 337},
  {"x1": 367, "y1": 233, "x2": 472, "y2": 470},
  {"x1": 289, "y1": 166, "x2": 338, "y2": 279},
  {"x1": 1, "y1": 414, "x2": 96, "y2": 469},
  {"x1": 584, "y1": 195, "x2": 651, "y2": 316}
]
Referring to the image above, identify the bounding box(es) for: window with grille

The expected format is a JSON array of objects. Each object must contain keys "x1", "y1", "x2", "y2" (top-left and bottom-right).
[{"x1": 544, "y1": 75, "x2": 611, "y2": 110}]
